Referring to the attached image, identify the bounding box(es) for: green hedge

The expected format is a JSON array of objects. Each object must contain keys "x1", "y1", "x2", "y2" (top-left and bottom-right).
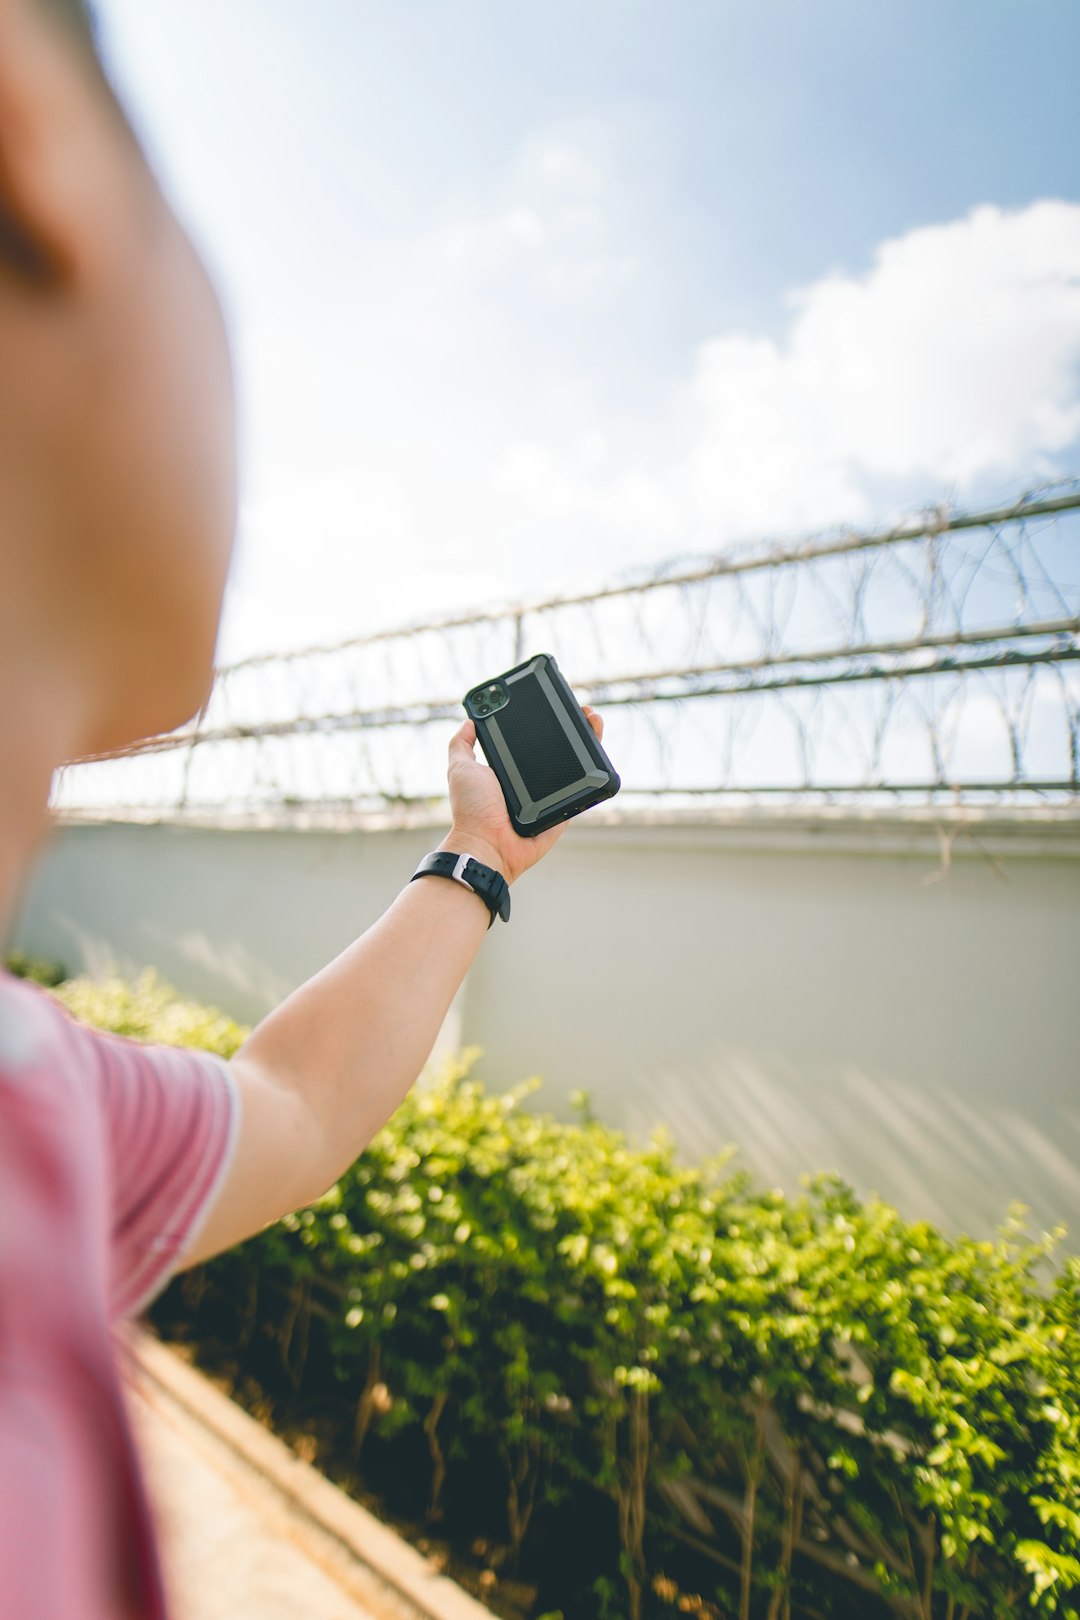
[
  {"x1": 25, "y1": 963, "x2": 1080, "y2": 1620},
  {"x1": 4, "y1": 949, "x2": 68, "y2": 987},
  {"x1": 52, "y1": 968, "x2": 249, "y2": 1056}
]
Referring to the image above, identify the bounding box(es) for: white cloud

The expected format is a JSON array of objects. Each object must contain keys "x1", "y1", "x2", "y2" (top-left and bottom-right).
[
  {"x1": 487, "y1": 200, "x2": 1080, "y2": 561},
  {"x1": 533, "y1": 140, "x2": 606, "y2": 195},
  {"x1": 685, "y1": 200, "x2": 1080, "y2": 538},
  {"x1": 502, "y1": 207, "x2": 546, "y2": 248},
  {"x1": 431, "y1": 121, "x2": 636, "y2": 297},
  {"x1": 222, "y1": 195, "x2": 1080, "y2": 660}
]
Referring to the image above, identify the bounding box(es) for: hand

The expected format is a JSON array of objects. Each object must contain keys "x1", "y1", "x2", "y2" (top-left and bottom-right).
[{"x1": 441, "y1": 706, "x2": 605, "y2": 885}]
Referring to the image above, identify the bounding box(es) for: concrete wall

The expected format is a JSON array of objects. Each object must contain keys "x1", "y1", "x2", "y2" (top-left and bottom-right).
[{"x1": 12, "y1": 812, "x2": 1080, "y2": 1243}]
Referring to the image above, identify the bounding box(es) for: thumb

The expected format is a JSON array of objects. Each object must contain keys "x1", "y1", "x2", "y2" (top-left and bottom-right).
[{"x1": 448, "y1": 719, "x2": 477, "y2": 766}]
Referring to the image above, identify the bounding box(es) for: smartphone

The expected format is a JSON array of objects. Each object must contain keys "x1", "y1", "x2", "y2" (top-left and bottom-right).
[{"x1": 463, "y1": 653, "x2": 621, "y2": 837}]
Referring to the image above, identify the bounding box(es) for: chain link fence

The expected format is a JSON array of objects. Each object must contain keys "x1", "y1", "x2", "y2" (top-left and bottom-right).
[{"x1": 55, "y1": 484, "x2": 1080, "y2": 823}]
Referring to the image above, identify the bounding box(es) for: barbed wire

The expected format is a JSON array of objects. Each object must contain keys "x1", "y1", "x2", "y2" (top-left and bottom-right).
[{"x1": 54, "y1": 483, "x2": 1080, "y2": 822}]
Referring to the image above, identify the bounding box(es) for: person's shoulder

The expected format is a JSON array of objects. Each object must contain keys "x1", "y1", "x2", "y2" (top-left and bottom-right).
[{"x1": 0, "y1": 970, "x2": 84, "y2": 1076}]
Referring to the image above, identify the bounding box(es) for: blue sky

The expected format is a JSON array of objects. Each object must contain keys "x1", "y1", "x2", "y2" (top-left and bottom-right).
[{"x1": 93, "y1": 1, "x2": 1080, "y2": 662}]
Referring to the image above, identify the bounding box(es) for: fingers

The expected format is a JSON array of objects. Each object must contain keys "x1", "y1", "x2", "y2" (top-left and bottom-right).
[{"x1": 582, "y1": 705, "x2": 604, "y2": 740}]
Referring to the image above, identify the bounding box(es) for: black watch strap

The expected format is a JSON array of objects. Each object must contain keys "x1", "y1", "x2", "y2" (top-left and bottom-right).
[{"x1": 410, "y1": 851, "x2": 511, "y2": 929}]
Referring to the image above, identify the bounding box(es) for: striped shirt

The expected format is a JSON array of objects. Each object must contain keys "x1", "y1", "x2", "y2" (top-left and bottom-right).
[{"x1": 0, "y1": 970, "x2": 239, "y2": 1619}]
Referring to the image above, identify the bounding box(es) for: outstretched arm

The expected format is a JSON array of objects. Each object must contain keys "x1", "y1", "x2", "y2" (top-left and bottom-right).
[{"x1": 183, "y1": 708, "x2": 603, "y2": 1265}]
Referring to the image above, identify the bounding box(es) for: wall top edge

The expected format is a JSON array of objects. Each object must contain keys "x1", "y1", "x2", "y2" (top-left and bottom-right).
[{"x1": 51, "y1": 804, "x2": 1080, "y2": 858}]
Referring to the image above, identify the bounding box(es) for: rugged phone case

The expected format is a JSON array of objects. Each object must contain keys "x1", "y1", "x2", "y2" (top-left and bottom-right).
[{"x1": 463, "y1": 653, "x2": 621, "y2": 837}]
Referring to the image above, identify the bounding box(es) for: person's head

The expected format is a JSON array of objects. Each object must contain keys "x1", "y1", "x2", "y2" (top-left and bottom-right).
[{"x1": 0, "y1": 0, "x2": 236, "y2": 756}]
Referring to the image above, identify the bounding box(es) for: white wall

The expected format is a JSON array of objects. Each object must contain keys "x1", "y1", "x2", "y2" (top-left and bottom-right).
[{"x1": 13, "y1": 811, "x2": 1080, "y2": 1244}]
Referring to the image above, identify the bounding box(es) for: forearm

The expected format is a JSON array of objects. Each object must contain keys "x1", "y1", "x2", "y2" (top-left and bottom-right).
[
  {"x1": 235, "y1": 831, "x2": 504, "y2": 1201},
  {"x1": 180, "y1": 711, "x2": 603, "y2": 1264}
]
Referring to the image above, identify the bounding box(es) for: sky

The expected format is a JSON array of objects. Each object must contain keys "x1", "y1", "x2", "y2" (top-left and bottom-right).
[{"x1": 92, "y1": 0, "x2": 1080, "y2": 666}]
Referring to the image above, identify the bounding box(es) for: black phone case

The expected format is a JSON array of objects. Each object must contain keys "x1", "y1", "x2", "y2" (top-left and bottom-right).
[{"x1": 463, "y1": 653, "x2": 621, "y2": 837}]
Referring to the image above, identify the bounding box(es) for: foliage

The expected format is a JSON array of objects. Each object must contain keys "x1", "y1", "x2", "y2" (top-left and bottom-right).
[
  {"x1": 62, "y1": 971, "x2": 1080, "y2": 1619},
  {"x1": 4, "y1": 950, "x2": 68, "y2": 987},
  {"x1": 51, "y1": 967, "x2": 248, "y2": 1057}
]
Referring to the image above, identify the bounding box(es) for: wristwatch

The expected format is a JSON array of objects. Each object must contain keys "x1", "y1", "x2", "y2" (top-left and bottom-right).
[{"x1": 409, "y1": 851, "x2": 511, "y2": 929}]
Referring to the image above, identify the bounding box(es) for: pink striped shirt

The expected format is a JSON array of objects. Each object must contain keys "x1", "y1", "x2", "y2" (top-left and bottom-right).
[{"x1": 0, "y1": 970, "x2": 239, "y2": 1620}]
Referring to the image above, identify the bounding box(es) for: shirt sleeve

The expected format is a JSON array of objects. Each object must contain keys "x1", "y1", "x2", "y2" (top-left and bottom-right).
[{"x1": 84, "y1": 1026, "x2": 241, "y2": 1320}]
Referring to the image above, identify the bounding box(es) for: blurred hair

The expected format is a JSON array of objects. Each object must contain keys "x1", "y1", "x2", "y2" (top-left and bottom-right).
[
  {"x1": 36, "y1": 0, "x2": 100, "y2": 57},
  {"x1": 32, "y1": 0, "x2": 142, "y2": 148}
]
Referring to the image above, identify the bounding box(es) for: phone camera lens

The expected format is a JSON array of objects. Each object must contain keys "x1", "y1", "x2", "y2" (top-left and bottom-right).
[{"x1": 471, "y1": 682, "x2": 506, "y2": 719}]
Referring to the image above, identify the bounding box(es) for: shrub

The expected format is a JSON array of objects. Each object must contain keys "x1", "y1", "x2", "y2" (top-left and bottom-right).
[
  {"x1": 52, "y1": 967, "x2": 248, "y2": 1057},
  {"x1": 4, "y1": 950, "x2": 68, "y2": 987},
  {"x1": 60, "y1": 971, "x2": 1080, "y2": 1619}
]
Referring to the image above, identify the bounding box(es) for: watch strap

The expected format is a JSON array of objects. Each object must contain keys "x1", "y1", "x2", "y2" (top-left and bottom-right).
[{"x1": 410, "y1": 851, "x2": 511, "y2": 928}]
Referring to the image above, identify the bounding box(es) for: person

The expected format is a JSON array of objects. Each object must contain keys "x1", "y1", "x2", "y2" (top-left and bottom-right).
[{"x1": 0, "y1": 2, "x2": 604, "y2": 1615}]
